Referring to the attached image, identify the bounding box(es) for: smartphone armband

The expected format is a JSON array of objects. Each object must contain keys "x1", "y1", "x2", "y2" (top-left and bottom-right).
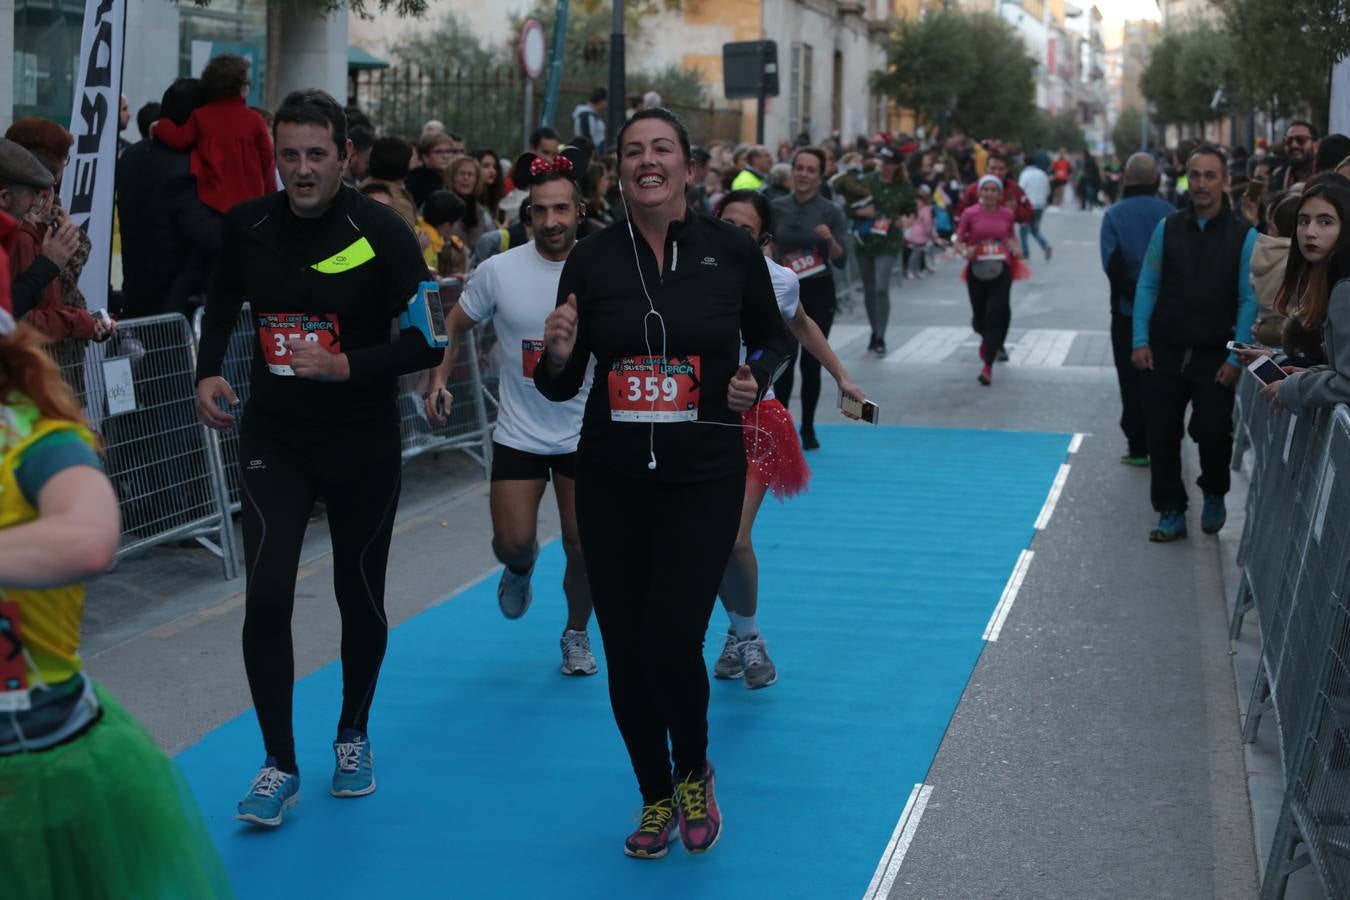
[{"x1": 398, "y1": 281, "x2": 450, "y2": 348}]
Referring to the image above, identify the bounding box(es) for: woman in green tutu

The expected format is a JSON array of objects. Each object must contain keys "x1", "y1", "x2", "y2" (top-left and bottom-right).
[{"x1": 0, "y1": 296, "x2": 234, "y2": 899}]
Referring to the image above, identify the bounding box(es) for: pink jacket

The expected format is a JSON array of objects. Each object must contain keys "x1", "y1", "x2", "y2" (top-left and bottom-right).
[{"x1": 905, "y1": 203, "x2": 934, "y2": 247}]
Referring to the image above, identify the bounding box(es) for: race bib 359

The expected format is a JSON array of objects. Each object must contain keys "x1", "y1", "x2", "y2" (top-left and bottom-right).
[{"x1": 608, "y1": 355, "x2": 701, "y2": 422}]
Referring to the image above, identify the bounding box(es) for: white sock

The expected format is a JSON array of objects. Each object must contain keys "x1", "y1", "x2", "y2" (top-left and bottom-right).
[{"x1": 728, "y1": 612, "x2": 759, "y2": 640}]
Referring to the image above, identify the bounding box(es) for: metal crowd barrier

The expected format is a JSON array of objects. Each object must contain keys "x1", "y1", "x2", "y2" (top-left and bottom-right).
[
  {"x1": 1229, "y1": 380, "x2": 1350, "y2": 899},
  {"x1": 193, "y1": 305, "x2": 499, "y2": 510},
  {"x1": 46, "y1": 314, "x2": 239, "y2": 578}
]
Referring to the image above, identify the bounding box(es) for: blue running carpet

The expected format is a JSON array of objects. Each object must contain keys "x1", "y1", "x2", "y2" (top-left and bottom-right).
[{"x1": 178, "y1": 424, "x2": 1071, "y2": 899}]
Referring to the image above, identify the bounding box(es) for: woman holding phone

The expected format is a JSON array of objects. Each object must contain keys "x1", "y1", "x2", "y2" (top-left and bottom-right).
[
  {"x1": 1253, "y1": 176, "x2": 1350, "y2": 415},
  {"x1": 954, "y1": 175, "x2": 1027, "y2": 386},
  {"x1": 712, "y1": 188, "x2": 865, "y2": 689}
]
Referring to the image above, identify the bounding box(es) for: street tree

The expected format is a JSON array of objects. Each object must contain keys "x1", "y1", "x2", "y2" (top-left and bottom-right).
[
  {"x1": 1139, "y1": 23, "x2": 1236, "y2": 134},
  {"x1": 1222, "y1": 0, "x2": 1341, "y2": 131},
  {"x1": 873, "y1": 10, "x2": 1036, "y2": 141},
  {"x1": 1111, "y1": 107, "x2": 1149, "y2": 155}
]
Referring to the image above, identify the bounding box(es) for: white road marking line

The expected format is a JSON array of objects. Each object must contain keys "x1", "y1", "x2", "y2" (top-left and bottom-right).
[
  {"x1": 1069, "y1": 432, "x2": 1085, "y2": 453},
  {"x1": 864, "y1": 783, "x2": 935, "y2": 899},
  {"x1": 828, "y1": 324, "x2": 873, "y2": 352},
  {"x1": 1008, "y1": 329, "x2": 1076, "y2": 368},
  {"x1": 1035, "y1": 464, "x2": 1071, "y2": 530},
  {"x1": 983, "y1": 550, "x2": 1034, "y2": 642},
  {"x1": 885, "y1": 326, "x2": 970, "y2": 364}
]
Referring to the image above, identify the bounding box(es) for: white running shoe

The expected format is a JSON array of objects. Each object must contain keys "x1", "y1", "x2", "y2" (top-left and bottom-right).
[
  {"x1": 560, "y1": 629, "x2": 599, "y2": 676},
  {"x1": 497, "y1": 566, "x2": 533, "y2": 619},
  {"x1": 736, "y1": 635, "x2": 778, "y2": 689}
]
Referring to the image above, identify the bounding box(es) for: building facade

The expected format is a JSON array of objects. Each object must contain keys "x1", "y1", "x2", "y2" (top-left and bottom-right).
[{"x1": 3, "y1": 0, "x2": 347, "y2": 133}]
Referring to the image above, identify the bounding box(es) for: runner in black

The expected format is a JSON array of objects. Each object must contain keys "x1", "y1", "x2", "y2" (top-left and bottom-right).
[
  {"x1": 195, "y1": 89, "x2": 441, "y2": 828},
  {"x1": 535, "y1": 108, "x2": 793, "y2": 860}
]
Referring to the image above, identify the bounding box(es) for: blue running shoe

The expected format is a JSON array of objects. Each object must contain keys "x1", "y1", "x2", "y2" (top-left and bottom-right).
[
  {"x1": 1201, "y1": 493, "x2": 1227, "y2": 534},
  {"x1": 236, "y1": 757, "x2": 299, "y2": 827},
  {"x1": 331, "y1": 728, "x2": 376, "y2": 797},
  {"x1": 1149, "y1": 510, "x2": 1187, "y2": 543}
]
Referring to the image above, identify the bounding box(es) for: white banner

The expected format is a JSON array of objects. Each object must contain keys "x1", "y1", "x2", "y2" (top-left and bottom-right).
[{"x1": 59, "y1": 0, "x2": 126, "y2": 312}]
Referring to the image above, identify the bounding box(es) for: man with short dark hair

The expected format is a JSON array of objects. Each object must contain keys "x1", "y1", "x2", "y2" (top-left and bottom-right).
[
  {"x1": 731, "y1": 145, "x2": 772, "y2": 191},
  {"x1": 1272, "y1": 120, "x2": 1318, "y2": 189},
  {"x1": 1131, "y1": 145, "x2": 1257, "y2": 542},
  {"x1": 953, "y1": 152, "x2": 1034, "y2": 224},
  {"x1": 359, "y1": 135, "x2": 417, "y2": 228},
  {"x1": 195, "y1": 88, "x2": 443, "y2": 828},
  {"x1": 117, "y1": 77, "x2": 222, "y2": 318},
  {"x1": 571, "y1": 88, "x2": 608, "y2": 152},
  {"x1": 344, "y1": 126, "x2": 375, "y2": 184},
  {"x1": 424, "y1": 168, "x2": 597, "y2": 677},
  {"x1": 529, "y1": 126, "x2": 560, "y2": 161}
]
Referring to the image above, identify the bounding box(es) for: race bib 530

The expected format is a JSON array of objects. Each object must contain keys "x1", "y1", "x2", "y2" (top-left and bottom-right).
[
  {"x1": 783, "y1": 248, "x2": 827, "y2": 279},
  {"x1": 256, "y1": 313, "x2": 340, "y2": 376},
  {"x1": 608, "y1": 355, "x2": 701, "y2": 422}
]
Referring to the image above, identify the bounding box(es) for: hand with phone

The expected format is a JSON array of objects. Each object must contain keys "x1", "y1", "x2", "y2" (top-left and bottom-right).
[{"x1": 839, "y1": 389, "x2": 879, "y2": 424}]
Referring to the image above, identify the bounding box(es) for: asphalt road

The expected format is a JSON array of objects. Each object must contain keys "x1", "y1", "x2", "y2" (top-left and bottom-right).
[{"x1": 82, "y1": 206, "x2": 1275, "y2": 899}]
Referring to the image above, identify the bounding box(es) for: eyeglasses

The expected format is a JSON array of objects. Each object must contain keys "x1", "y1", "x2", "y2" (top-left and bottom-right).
[{"x1": 1287, "y1": 136, "x2": 1313, "y2": 145}]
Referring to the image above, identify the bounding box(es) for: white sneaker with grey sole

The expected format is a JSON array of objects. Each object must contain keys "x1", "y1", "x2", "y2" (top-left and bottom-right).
[{"x1": 560, "y1": 628, "x2": 598, "y2": 676}]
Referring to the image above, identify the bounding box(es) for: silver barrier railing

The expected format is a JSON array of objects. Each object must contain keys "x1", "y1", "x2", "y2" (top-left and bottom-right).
[
  {"x1": 46, "y1": 314, "x2": 239, "y2": 579},
  {"x1": 1230, "y1": 383, "x2": 1350, "y2": 899}
]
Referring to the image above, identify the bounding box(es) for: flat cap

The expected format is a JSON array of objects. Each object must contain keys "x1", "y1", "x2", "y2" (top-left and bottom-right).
[{"x1": 0, "y1": 139, "x2": 55, "y2": 189}]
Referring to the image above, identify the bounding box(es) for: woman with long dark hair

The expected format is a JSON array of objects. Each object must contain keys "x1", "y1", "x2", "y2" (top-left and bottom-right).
[
  {"x1": 473, "y1": 148, "x2": 505, "y2": 224},
  {"x1": 1260, "y1": 176, "x2": 1350, "y2": 414},
  {"x1": 535, "y1": 108, "x2": 792, "y2": 860}
]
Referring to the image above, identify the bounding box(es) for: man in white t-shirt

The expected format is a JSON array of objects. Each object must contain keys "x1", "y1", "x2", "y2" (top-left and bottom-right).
[
  {"x1": 425, "y1": 173, "x2": 597, "y2": 675},
  {"x1": 1017, "y1": 159, "x2": 1053, "y2": 261}
]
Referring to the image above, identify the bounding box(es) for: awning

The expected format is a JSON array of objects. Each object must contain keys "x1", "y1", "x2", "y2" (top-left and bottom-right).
[{"x1": 348, "y1": 46, "x2": 390, "y2": 71}]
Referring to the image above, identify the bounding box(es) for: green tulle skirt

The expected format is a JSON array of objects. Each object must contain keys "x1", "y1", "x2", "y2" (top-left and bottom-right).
[{"x1": 1, "y1": 683, "x2": 235, "y2": 900}]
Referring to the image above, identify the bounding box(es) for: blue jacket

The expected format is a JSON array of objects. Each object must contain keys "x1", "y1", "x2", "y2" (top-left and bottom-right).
[{"x1": 1100, "y1": 187, "x2": 1173, "y2": 317}]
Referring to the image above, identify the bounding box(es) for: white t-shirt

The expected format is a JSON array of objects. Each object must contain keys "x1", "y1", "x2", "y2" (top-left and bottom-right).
[
  {"x1": 458, "y1": 241, "x2": 592, "y2": 456},
  {"x1": 1018, "y1": 165, "x2": 1051, "y2": 210},
  {"x1": 757, "y1": 258, "x2": 800, "y2": 402}
]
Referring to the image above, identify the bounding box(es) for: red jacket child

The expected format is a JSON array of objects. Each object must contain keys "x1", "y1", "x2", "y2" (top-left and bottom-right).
[{"x1": 153, "y1": 95, "x2": 275, "y2": 215}]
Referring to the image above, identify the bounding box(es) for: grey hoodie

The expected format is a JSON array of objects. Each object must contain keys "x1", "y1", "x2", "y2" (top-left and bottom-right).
[{"x1": 1280, "y1": 279, "x2": 1350, "y2": 412}]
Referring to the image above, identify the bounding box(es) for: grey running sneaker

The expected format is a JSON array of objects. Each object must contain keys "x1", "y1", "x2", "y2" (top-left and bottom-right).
[
  {"x1": 736, "y1": 636, "x2": 778, "y2": 689},
  {"x1": 712, "y1": 631, "x2": 743, "y2": 680},
  {"x1": 497, "y1": 566, "x2": 533, "y2": 619},
  {"x1": 560, "y1": 628, "x2": 598, "y2": 676}
]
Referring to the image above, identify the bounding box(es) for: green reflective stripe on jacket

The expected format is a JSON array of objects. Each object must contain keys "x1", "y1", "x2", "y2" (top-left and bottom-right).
[{"x1": 311, "y1": 237, "x2": 376, "y2": 274}]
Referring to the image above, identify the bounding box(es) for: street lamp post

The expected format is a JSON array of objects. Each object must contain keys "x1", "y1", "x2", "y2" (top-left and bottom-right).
[{"x1": 608, "y1": 0, "x2": 625, "y2": 149}]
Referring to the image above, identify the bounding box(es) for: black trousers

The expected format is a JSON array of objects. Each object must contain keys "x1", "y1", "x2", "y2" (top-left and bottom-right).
[
  {"x1": 1138, "y1": 348, "x2": 1235, "y2": 513},
  {"x1": 1111, "y1": 312, "x2": 1148, "y2": 458},
  {"x1": 575, "y1": 459, "x2": 744, "y2": 804},
  {"x1": 967, "y1": 268, "x2": 1012, "y2": 367},
  {"x1": 774, "y1": 274, "x2": 835, "y2": 431},
  {"x1": 238, "y1": 409, "x2": 403, "y2": 772}
]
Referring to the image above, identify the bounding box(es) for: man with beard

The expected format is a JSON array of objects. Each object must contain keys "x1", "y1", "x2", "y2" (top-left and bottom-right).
[
  {"x1": 1272, "y1": 120, "x2": 1318, "y2": 190},
  {"x1": 424, "y1": 157, "x2": 597, "y2": 676}
]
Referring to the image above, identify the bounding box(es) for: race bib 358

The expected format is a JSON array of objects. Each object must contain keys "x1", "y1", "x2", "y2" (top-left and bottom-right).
[
  {"x1": 608, "y1": 355, "x2": 701, "y2": 422},
  {"x1": 256, "y1": 313, "x2": 340, "y2": 376}
]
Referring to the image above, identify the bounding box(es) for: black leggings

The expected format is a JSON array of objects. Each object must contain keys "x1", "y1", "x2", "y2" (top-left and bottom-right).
[
  {"x1": 967, "y1": 268, "x2": 1012, "y2": 367},
  {"x1": 773, "y1": 275, "x2": 835, "y2": 430},
  {"x1": 238, "y1": 410, "x2": 403, "y2": 773},
  {"x1": 575, "y1": 460, "x2": 745, "y2": 804}
]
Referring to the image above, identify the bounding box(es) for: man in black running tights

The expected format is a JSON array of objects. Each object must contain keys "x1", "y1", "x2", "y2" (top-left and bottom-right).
[{"x1": 195, "y1": 89, "x2": 441, "y2": 828}]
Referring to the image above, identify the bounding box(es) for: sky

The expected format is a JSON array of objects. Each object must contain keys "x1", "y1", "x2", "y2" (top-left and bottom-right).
[{"x1": 1096, "y1": 0, "x2": 1163, "y2": 26}]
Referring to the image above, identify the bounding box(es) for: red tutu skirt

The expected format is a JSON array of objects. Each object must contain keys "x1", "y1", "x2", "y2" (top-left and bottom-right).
[{"x1": 742, "y1": 398, "x2": 811, "y2": 500}]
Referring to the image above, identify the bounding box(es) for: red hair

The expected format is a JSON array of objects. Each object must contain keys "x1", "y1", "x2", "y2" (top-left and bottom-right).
[{"x1": 0, "y1": 324, "x2": 87, "y2": 425}]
